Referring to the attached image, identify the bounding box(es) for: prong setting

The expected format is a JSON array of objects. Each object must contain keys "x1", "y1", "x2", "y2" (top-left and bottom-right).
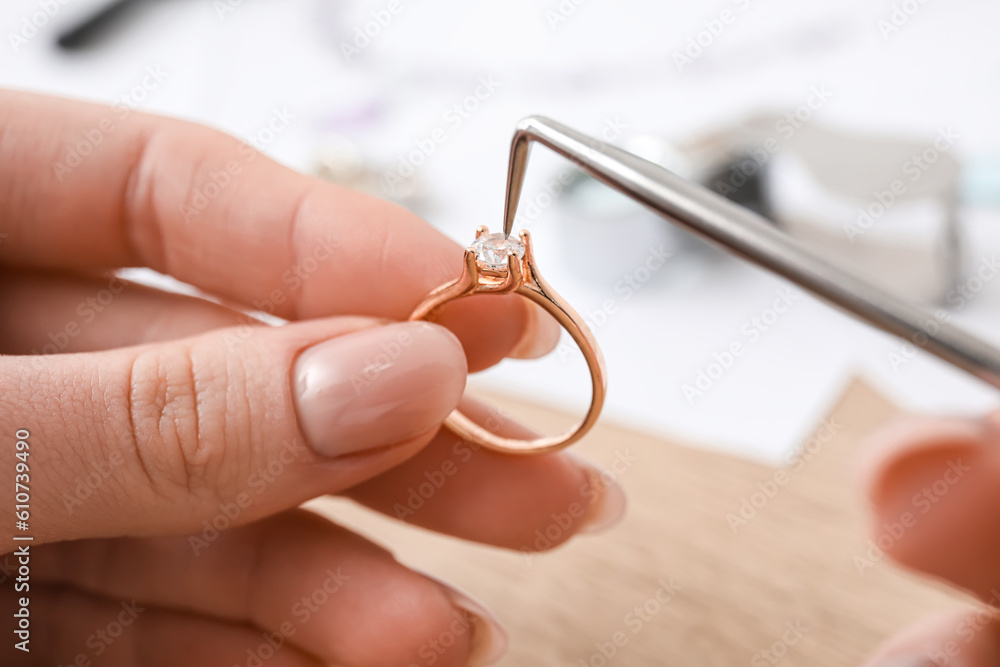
[
  {"x1": 518, "y1": 229, "x2": 535, "y2": 266},
  {"x1": 461, "y1": 247, "x2": 480, "y2": 285},
  {"x1": 466, "y1": 226, "x2": 528, "y2": 292},
  {"x1": 502, "y1": 248, "x2": 523, "y2": 291}
]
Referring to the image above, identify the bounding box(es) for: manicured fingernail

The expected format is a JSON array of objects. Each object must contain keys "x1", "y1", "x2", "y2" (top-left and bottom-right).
[
  {"x1": 855, "y1": 415, "x2": 988, "y2": 526},
  {"x1": 509, "y1": 301, "x2": 561, "y2": 360},
  {"x1": 436, "y1": 580, "x2": 508, "y2": 666},
  {"x1": 856, "y1": 415, "x2": 985, "y2": 487},
  {"x1": 293, "y1": 322, "x2": 466, "y2": 457},
  {"x1": 573, "y1": 456, "x2": 627, "y2": 534}
]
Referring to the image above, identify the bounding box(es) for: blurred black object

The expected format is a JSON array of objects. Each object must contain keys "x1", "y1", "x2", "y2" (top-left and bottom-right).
[
  {"x1": 702, "y1": 151, "x2": 775, "y2": 222},
  {"x1": 57, "y1": 0, "x2": 148, "y2": 51}
]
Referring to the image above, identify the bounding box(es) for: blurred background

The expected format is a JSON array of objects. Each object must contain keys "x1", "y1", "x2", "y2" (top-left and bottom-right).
[{"x1": 4, "y1": 0, "x2": 1000, "y2": 463}]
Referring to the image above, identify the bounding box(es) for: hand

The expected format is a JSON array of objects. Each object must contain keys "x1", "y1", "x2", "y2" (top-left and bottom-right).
[
  {"x1": 0, "y1": 91, "x2": 626, "y2": 666},
  {"x1": 860, "y1": 412, "x2": 1000, "y2": 666}
]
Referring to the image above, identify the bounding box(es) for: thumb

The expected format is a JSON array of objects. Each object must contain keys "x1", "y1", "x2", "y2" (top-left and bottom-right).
[{"x1": 1, "y1": 319, "x2": 466, "y2": 547}]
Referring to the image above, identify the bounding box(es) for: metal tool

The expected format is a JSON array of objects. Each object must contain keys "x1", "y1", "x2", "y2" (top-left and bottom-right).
[{"x1": 502, "y1": 116, "x2": 1000, "y2": 389}]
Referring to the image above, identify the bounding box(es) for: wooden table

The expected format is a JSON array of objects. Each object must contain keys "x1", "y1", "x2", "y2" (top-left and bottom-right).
[{"x1": 312, "y1": 379, "x2": 972, "y2": 666}]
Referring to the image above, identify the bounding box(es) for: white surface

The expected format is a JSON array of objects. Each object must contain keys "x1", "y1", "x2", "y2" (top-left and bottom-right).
[{"x1": 4, "y1": 0, "x2": 1000, "y2": 463}]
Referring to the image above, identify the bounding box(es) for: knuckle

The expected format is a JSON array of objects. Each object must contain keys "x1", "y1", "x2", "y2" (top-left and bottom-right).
[{"x1": 124, "y1": 343, "x2": 247, "y2": 501}]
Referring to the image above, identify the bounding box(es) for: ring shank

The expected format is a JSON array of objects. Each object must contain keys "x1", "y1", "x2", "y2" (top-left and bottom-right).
[{"x1": 408, "y1": 281, "x2": 606, "y2": 455}]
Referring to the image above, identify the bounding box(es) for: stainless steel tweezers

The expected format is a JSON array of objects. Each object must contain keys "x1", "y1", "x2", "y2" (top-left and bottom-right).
[{"x1": 502, "y1": 116, "x2": 1000, "y2": 389}]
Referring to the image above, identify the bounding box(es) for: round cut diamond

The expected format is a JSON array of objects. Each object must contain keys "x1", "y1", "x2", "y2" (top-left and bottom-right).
[{"x1": 470, "y1": 233, "x2": 524, "y2": 270}]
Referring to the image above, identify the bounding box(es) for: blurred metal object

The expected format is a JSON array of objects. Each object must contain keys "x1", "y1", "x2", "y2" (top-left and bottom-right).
[
  {"x1": 683, "y1": 115, "x2": 964, "y2": 305},
  {"x1": 503, "y1": 116, "x2": 1000, "y2": 390},
  {"x1": 313, "y1": 134, "x2": 430, "y2": 213}
]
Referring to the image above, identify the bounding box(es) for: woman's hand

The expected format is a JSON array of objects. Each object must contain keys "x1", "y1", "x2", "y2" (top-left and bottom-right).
[
  {"x1": 0, "y1": 90, "x2": 625, "y2": 666},
  {"x1": 860, "y1": 412, "x2": 1000, "y2": 666}
]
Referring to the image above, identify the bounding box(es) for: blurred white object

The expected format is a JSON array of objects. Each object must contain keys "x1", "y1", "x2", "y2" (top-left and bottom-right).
[
  {"x1": 313, "y1": 133, "x2": 431, "y2": 214},
  {"x1": 683, "y1": 116, "x2": 964, "y2": 305}
]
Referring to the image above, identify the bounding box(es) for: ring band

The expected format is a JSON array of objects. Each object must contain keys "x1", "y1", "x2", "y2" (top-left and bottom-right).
[{"x1": 409, "y1": 226, "x2": 607, "y2": 455}]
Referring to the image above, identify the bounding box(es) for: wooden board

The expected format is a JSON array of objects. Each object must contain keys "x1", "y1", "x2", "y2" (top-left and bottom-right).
[{"x1": 309, "y1": 379, "x2": 973, "y2": 666}]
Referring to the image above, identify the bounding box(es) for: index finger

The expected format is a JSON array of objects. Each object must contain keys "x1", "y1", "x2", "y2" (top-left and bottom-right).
[{"x1": 0, "y1": 89, "x2": 539, "y2": 369}]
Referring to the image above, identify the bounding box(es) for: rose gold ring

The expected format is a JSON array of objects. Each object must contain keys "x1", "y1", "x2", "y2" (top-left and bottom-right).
[{"x1": 409, "y1": 226, "x2": 607, "y2": 455}]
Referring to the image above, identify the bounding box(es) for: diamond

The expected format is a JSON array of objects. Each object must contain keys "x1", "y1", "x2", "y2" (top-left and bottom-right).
[{"x1": 470, "y1": 232, "x2": 524, "y2": 270}]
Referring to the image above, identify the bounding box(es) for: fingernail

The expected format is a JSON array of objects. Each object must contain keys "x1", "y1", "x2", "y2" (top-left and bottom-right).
[
  {"x1": 857, "y1": 415, "x2": 984, "y2": 481},
  {"x1": 293, "y1": 322, "x2": 467, "y2": 457},
  {"x1": 573, "y1": 456, "x2": 628, "y2": 534},
  {"x1": 855, "y1": 414, "x2": 986, "y2": 507},
  {"x1": 508, "y1": 301, "x2": 561, "y2": 360},
  {"x1": 433, "y1": 578, "x2": 508, "y2": 666}
]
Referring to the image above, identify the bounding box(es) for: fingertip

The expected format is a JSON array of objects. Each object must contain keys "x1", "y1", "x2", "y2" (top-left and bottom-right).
[
  {"x1": 856, "y1": 414, "x2": 984, "y2": 494},
  {"x1": 508, "y1": 300, "x2": 562, "y2": 360},
  {"x1": 856, "y1": 413, "x2": 1000, "y2": 599},
  {"x1": 856, "y1": 414, "x2": 987, "y2": 508},
  {"x1": 569, "y1": 454, "x2": 627, "y2": 535},
  {"x1": 414, "y1": 571, "x2": 509, "y2": 666},
  {"x1": 857, "y1": 413, "x2": 985, "y2": 522}
]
